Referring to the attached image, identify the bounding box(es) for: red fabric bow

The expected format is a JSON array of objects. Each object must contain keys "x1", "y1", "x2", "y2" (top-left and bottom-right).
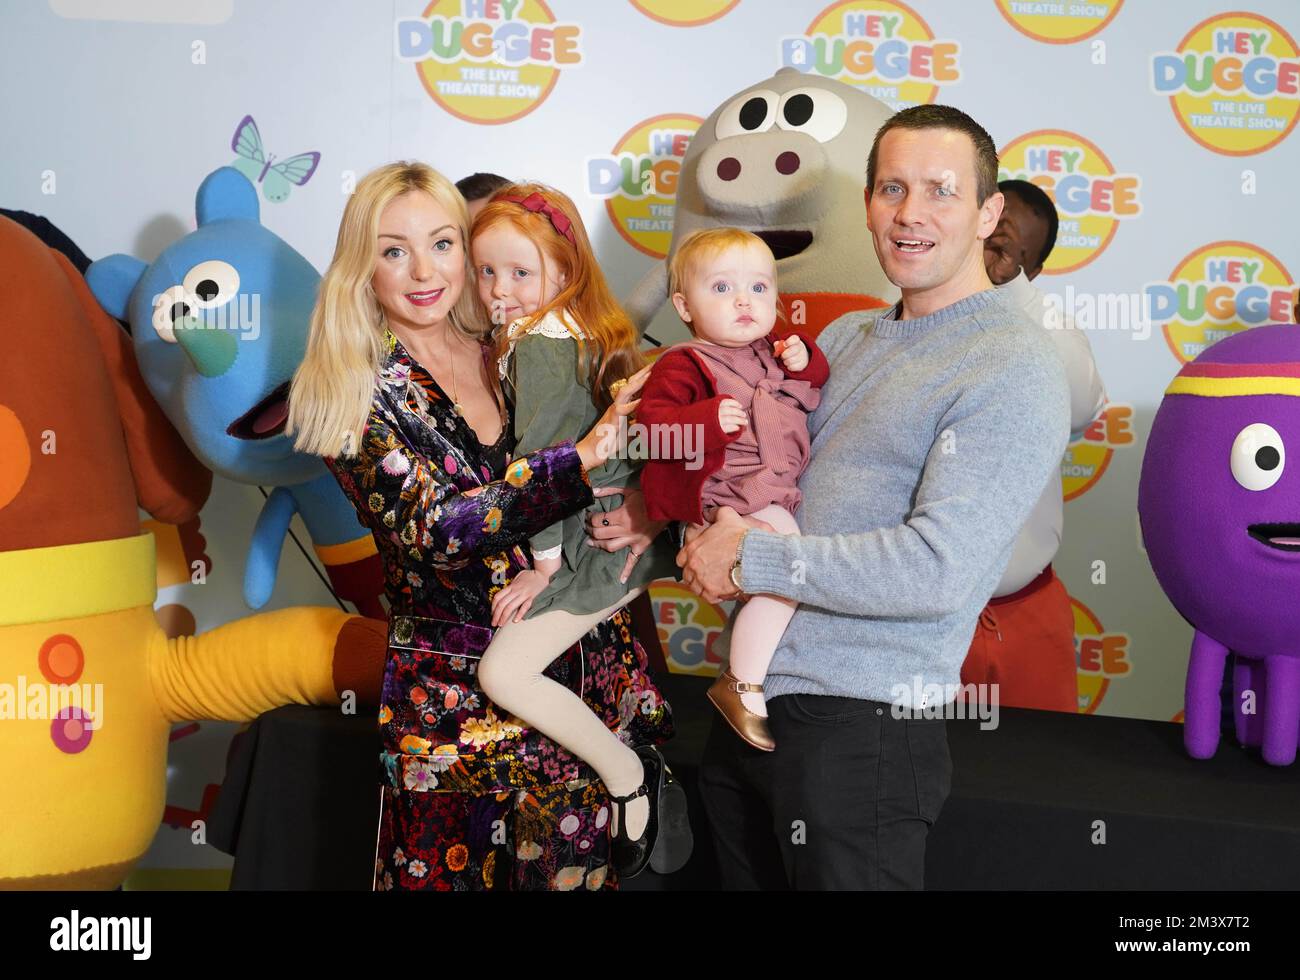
[{"x1": 498, "y1": 191, "x2": 577, "y2": 245}]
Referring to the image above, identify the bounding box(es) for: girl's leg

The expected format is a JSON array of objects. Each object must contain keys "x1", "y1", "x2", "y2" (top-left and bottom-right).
[
  {"x1": 477, "y1": 587, "x2": 652, "y2": 839},
  {"x1": 729, "y1": 505, "x2": 801, "y2": 718}
]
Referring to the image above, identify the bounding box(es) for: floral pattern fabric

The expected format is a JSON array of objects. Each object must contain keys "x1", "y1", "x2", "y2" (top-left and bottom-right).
[{"x1": 325, "y1": 328, "x2": 674, "y2": 891}]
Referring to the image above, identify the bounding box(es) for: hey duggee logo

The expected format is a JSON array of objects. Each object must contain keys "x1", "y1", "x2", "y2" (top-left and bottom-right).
[
  {"x1": 994, "y1": 0, "x2": 1124, "y2": 45},
  {"x1": 587, "y1": 114, "x2": 702, "y2": 259},
  {"x1": 1151, "y1": 11, "x2": 1299, "y2": 156},
  {"x1": 1062, "y1": 402, "x2": 1134, "y2": 501},
  {"x1": 1072, "y1": 597, "x2": 1131, "y2": 714},
  {"x1": 397, "y1": 0, "x2": 582, "y2": 124},
  {"x1": 1146, "y1": 241, "x2": 1295, "y2": 364},
  {"x1": 999, "y1": 130, "x2": 1141, "y2": 274},
  {"x1": 780, "y1": 0, "x2": 960, "y2": 111},
  {"x1": 651, "y1": 581, "x2": 727, "y2": 676},
  {"x1": 629, "y1": 0, "x2": 739, "y2": 27}
]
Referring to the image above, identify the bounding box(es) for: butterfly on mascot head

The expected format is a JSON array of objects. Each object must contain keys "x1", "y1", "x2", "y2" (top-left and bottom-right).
[{"x1": 230, "y1": 115, "x2": 320, "y2": 204}]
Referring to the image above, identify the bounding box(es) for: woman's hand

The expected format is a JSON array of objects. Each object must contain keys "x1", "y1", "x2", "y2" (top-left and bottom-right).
[
  {"x1": 682, "y1": 509, "x2": 776, "y2": 546},
  {"x1": 586, "y1": 487, "x2": 668, "y2": 583},
  {"x1": 575, "y1": 365, "x2": 651, "y2": 471},
  {"x1": 491, "y1": 569, "x2": 551, "y2": 626}
]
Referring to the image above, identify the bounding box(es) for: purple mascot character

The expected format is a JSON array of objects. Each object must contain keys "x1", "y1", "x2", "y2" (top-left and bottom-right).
[{"x1": 1139, "y1": 324, "x2": 1300, "y2": 766}]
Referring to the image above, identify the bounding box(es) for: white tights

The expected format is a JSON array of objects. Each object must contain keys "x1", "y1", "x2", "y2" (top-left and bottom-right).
[{"x1": 477, "y1": 587, "x2": 650, "y2": 839}]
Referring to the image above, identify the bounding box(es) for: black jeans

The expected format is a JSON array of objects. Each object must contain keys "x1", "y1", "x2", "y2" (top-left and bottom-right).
[{"x1": 698, "y1": 693, "x2": 953, "y2": 890}]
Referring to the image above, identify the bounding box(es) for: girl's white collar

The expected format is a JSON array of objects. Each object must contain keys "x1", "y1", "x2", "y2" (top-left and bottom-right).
[{"x1": 497, "y1": 308, "x2": 585, "y2": 378}]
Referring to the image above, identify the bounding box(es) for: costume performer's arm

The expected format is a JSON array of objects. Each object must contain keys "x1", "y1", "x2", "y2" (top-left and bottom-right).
[{"x1": 149, "y1": 607, "x2": 370, "y2": 722}]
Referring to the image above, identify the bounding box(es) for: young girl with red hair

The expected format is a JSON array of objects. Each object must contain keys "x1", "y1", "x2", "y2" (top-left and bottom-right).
[{"x1": 470, "y1": 183, "x2": 688, "y2": 878}]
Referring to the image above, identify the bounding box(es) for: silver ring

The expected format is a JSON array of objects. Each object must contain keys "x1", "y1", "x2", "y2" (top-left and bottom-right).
[{"x1": 602, "y1": 518, "x2": 610, "y2": 526}]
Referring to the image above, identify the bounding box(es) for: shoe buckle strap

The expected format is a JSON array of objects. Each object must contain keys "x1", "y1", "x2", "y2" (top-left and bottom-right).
[{"x1": 609, "y1": 783, "x2": 648, "y2": 805}]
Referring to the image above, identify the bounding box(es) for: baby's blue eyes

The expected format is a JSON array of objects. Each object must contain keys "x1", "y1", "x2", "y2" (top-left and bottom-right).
[{"x1": 710, "y1": 281, "x2": 767, "y2": 294}]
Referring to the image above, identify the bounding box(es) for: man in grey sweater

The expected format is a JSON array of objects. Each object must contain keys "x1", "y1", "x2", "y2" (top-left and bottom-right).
[{"x1": 678, "y1": 105, "x2": 1070, "y2": 890}]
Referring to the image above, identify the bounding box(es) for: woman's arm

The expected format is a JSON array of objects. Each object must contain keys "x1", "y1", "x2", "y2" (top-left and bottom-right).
[{"x1": 327, "y1": 405, "x2": 593, "y2": 566}]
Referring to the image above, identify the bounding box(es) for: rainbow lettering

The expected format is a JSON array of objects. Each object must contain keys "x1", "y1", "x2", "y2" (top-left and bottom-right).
[
  {"x1": 1146, "y1": 242, "x2": 1296, "y2": 364},
  {"x1": 399, "y1": 0, "x2": 581, "y2": 124},
  {"x1": 779, "y1": 1, "x2": 960, "y2": 111},
  {"x1": 1072, "y1": 598, "x2": 1131, "y2": 714},
  {"x1": 587, "y1": 114, "x2": 702, "y2": 259},
  {"x1": 999, "y1": 130, "x2": 1141, "y2": 273},
  {"x1": 1062, "y1": 403, "x2": 1134, "y2": 501},
  {"x1": 650, "y1": 581, "x2": 728, "y2": 676},
  {"x1": 1150, "y1": 13, "x2": 1299, "y2": 155}
]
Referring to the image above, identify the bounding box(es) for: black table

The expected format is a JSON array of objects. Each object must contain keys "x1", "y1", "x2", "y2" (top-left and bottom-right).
[
  {"x1": 208, "y1": 674, "x2": 1300, "y2": 890},
  {"x1": 926, "y1": 702, "x2": 1300, "y2": 889}
]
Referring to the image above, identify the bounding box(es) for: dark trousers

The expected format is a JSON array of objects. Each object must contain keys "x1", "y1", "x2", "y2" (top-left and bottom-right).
[{"x1": 698, "y1": 693, "x2": 953, "y2": 890}]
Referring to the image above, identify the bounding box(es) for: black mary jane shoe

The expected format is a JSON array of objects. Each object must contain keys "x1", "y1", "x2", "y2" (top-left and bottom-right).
[{"x1": 609, "y1": 745, "x2": 693, "y2": 879}]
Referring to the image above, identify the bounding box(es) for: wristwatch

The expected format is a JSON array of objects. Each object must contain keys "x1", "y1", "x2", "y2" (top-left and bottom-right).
[{"x1": 728, "y1": 531, "x2": 748, "y2": 595}]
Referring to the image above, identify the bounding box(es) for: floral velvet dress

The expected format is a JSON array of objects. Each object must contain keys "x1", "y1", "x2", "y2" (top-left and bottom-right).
[{"x1": 324, "y1": 328, "x2": 674, "y2": 892}]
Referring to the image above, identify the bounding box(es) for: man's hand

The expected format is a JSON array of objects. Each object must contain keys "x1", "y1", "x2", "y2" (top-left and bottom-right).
[
  {"x1": 678, "y1": 506, "x2": 753, "y2": 603},
  {"x1": 718, "y1": 398, "x2": 747, "y2": 434},
  {"x1": 776, "y1": 334, "x2": 809, "y2": 373},
  {"x1": 586, "y1": 487, "x2": 668, "y2": 583},
  {"x1": 491, "y1": 569, "x2": 551, "y2": 626},
  {"x1": 682, "y1": 509, "x2": 776, "y2": 548}
]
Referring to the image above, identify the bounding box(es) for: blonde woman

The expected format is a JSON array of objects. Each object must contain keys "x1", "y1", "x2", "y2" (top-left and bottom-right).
[{"x1": 288, "y1": 161, "x2": 674, "y2": 891}]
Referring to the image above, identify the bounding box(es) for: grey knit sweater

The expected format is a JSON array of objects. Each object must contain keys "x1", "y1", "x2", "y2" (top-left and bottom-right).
[{"x1": 738, "y1": 287, "x2": 1070, "y2": 708}]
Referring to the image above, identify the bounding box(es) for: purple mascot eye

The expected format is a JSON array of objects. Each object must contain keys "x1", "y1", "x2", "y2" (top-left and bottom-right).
[{"x1": 1230, "y1": 423, "x2": 1284, "y2": 491}]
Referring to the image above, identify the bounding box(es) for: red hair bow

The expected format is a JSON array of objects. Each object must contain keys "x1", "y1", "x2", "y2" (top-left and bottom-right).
[{"x1": 499, "y1": 191, "x2": 577, "y2": 245}]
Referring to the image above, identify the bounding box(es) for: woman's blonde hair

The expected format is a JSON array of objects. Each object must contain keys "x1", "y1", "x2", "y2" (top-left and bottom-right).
[
  {"x1": 473, "y1": 182, "x2": 644, "y2": 411},
  {"x1": 288, "y1": 161, "x2": 488, "y2": 458}
]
